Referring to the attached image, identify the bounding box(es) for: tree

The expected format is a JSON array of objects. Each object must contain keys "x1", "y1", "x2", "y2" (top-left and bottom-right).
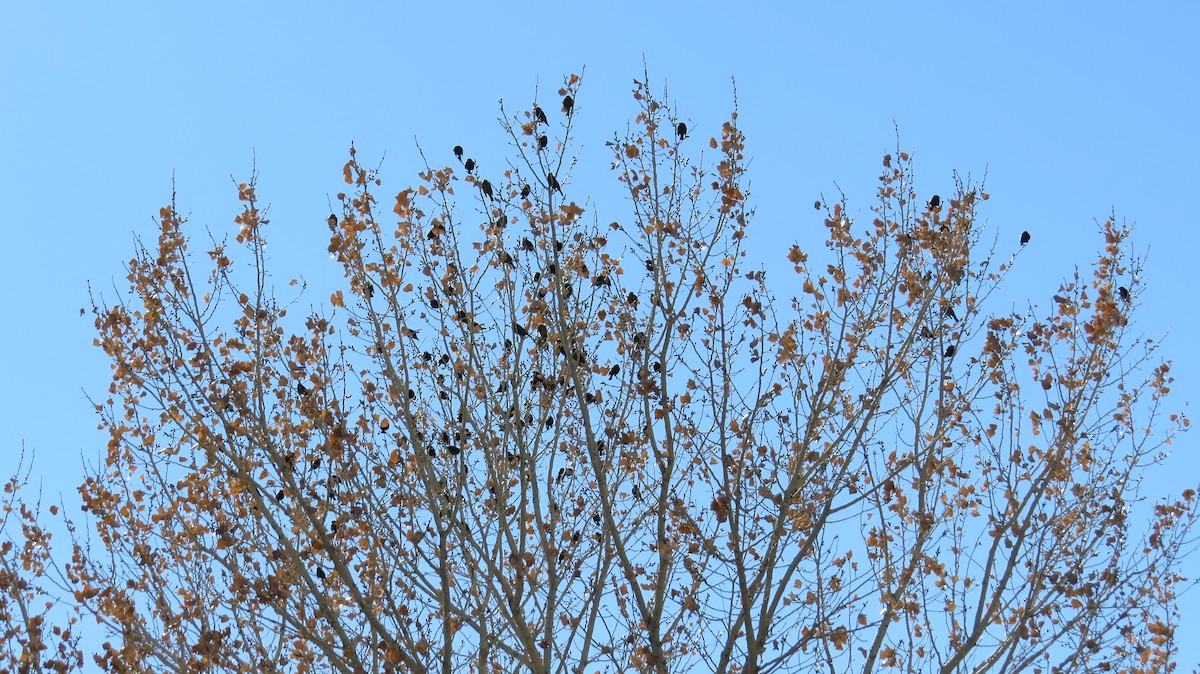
[{"x1": 3, "y1": 72, "x2": 1197, "y2": 674}]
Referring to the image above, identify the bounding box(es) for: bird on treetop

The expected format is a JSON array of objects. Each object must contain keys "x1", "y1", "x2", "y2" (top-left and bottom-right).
[
  {"x1": 297, "y1": 381, "x2": 310, "y2": 396},
  {"x1": 1118, "y1": 286, "x2": 1130, "y2": 302},
  {"x1": 928, "y1": 195, "x2": 941, "y2": 209},
  {"x1": 453, "y1": 145, "x2": 463, "y2": 161},
  {"x1": 521, "y1": 184, "x2": 531, "y2": 199},
  {"x1": 1020, "y1": 230, "x2": 1031, "y2": 245},
  {"x1": 327, "y1": 214, "x2": 337, "y2": 230},
  {"x1": 547, "y1": 173, "x2": 562, "y2": 193},
  {"x1": 944, "y1": 345, "x2": 956, "y2": 358},
  {"x1": 676, "y1": 122, "x2": 687, "y2": 140},
  {"x1": 534, "y1": 106, "x2": 547, "y2": 124},
  {"x1": 538, "y1": 135, "x2": 548, "y2": 150},
  {"x1": 562, "y1": 95, "x2": 574, "y2": 116},
  {"x1": 481, "y1": 180, "x2": 494, "y2": 200},
  {"x1": 944, "y1": 305, "x2": 958, "y2": 321},
  {"x1": 522, "y1": 237, "x2": 534, "y2": 251},
  {"x1": 464, "y1": 158, "x2": 476, "y2": 174}
]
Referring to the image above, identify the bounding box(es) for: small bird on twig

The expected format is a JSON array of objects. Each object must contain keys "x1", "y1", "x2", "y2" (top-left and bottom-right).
[
  {"x1": 1020, "y1": 230, "x2": 1031, "y2": 245},
  {"x1": 534, "y1": 106, "x2": 547, "y2": 124},
  {"x1": 562, "y1": 95, "x2": 574, "y2": 116},
  {"x1": 676, "y1": 122, "x2": 687, "y2": 140},
  {"x1": 453, "y1": 145, "x2": 463, "y2": 161}
]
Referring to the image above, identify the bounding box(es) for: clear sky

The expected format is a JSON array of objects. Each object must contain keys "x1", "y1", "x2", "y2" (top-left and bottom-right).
[{"x1": 2, "y1": 1, "x2": 1198, "y2": 667}]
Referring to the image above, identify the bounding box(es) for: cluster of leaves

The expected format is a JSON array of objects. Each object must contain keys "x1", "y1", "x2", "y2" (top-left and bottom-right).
[{"x1": 1, "y1": 72, "x2": 1196, "y2": 674}]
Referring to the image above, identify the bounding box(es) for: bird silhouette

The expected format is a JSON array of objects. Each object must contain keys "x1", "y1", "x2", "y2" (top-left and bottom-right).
[
  {"x1": 522, "y1": 237, "x2": 535, "y2": 251},
  {"x1": 315, "y1": 567, "x2": 326, "y2": 580},
  {"x1": 513, "y1": 321, "x2": 530, "y2": 338},
  {"x1": 928, "y1": 195, "x2": 941, "y2": 209},
  {"x1": 538, "y1": 135, "x2": 548, "y2": 151},
  {"x1": 626, "y1": 291, "x2": 639, "y2": 308},
  {"x1": 327, "y1": 213, "x2": 337, "y2": 230},
  {"x1": 562, "y1": 95, "x2": 574, "y2": 116},
  {"x1": 521, "y1": 184, "x2": 531, "y2": 199},
  {"x1": 534, "y1": 106, "x2": 547, "y2": 124},
  {"x1": 1020, "y1": 230, "x2": 1031, "y2": 245},
  {"x1": 592, "y1": 273, "x2": 609, "y2": 287},
  {"x1": 944, "y1": 345, "x2": 956, "y2": 358},
  {"x1": 500, "y1": 251, "x2": 514, "y2": 266},
  {"x1": 453, "y1": 145, "x2": 463, "y2": 161},
  {"x1": 944, "y1": 305, "x2": 958, "y2": 321},
  {"x1": 464, "y1": 158, "x2": 476, "y2": 174},
  {"x1": 481, "y1": 180, "x2": 494, "y2": 200},
  {"x1": 547, "y1": 173, "x2": 562, "y2": 193},
  {"x1": 676, "y1": 122, "x2": 687, "y2": 140},
  {"x1": 1118, "y1": 286, "x2": 1130, "y2": 302},
  {"x1": 297, "y1": 382, "x2": 310, "y2": 396},
  {"x1": 609, "y1": 364, "x2": 620, "y2": 378}
]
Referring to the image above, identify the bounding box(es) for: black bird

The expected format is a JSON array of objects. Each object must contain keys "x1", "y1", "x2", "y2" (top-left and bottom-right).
[
  {"x1": 453, "y1": 145, "x2": 463, "y2": 161},
  {"x1": 275, "y1": 489, "x2": 285, "y2": 501},
  {"x1": 608, "y1": 364, "x2": 620, "y2": 378},
  {"x1": 676, "y1": 122, "x2": 687, "y2": 140},
  {"x1": 481, "y1": 179, "x2": 494, "y2": 200},
  {"x1": 327, "y1": 213, "x2": 337, "y2": 230},
  {"x1": 522, "y1": 237, "x2": 535, "y2": 251},
  {"x1": 928, "y1": 195, "x2": 941, "y2": 209},
  {"x1": 944, "y1": 345, "x2": 956, "y2": 358},
  {"x1": 626, "y1": 291, "x2": 639, "y2": 308},
  {"x1": 500, "y1": 251, "x2": 514, "y2": 266},
  {"x1": 534, "y1": 106, "x2": 547, "y2": 124},
  {"x1": 538, "y1": 135, "x2": 548, "y2": 151},
  {"x1": 429, "y1": 297, "x2": 441, "y2": 309},
  {"x1": 1118, "y1": 286, "x2": 1130, "y2": 302},
  {"x1": 297, "y1": 381, "x2": 310, "y2": 396},
  {"x1": 521, "y1": 184, "x2": 532, "y2": 199},
  {"x1": 315, "y1": 567, "x2": 326, "y2": 580},
  {"x1": 1020, "y1": 230, "x2": 1031, "y2": 245},
  {"x1": 562, "y1": 95, "x2": 574, "y2": 116},
  {"x1": 464, "y1": 158, "x2": 476, "y2": 174},
  {"x1": 944, "y1": 305, "x2": 958, "y2": 321},
  {"x1": 592, "y1": 273, "x2": 609, "y2": 287},
  {"x1": 547, "y1": 173, "x2": 562, "y2": 193},
  {"x1": 513, "y1": 321, "x2": 530, "y2": 338}
]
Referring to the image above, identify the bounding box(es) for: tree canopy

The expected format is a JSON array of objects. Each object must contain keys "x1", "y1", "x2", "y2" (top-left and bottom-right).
[{"x1": 2, "y1": 72, "x2": 1195, "y2": 674}]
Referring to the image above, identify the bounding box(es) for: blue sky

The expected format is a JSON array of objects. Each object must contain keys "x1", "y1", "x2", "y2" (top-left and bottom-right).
[{"x1": 2, "y1": 0, "x2": 1198, "y2": 666}]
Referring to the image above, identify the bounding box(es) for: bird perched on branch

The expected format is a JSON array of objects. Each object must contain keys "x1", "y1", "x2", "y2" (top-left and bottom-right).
[
  {"x1": 547, "y1": 173, "x2": 562, "y2": 193},
  {"x1": 327, "y1": 214, "x2": 337, "y2": 230},
  {"x1": 676, "y1": 122, "x2": 687, "y2": 140},
  {"x1": 534, "y1": 106, "x2": 547, "y2": 124},
  {"x1": 453, "y1": 145, "x2": 463, "y2": 161},
  {"x1": 562, "y1": 95, "x2": 574, "y2": 116},
  {"x1": 1020, "y1": 230, "x2": 1031, "y2": 245},
  {"x1": 928, "y1": 195, "x2": 941, "y2": 209},
  {"x1": 481, "y1": 180, "x2": 494, "y2": 200},
  {"x1": 464, "y1": 158, "x2": 476, "y2": 174}
]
